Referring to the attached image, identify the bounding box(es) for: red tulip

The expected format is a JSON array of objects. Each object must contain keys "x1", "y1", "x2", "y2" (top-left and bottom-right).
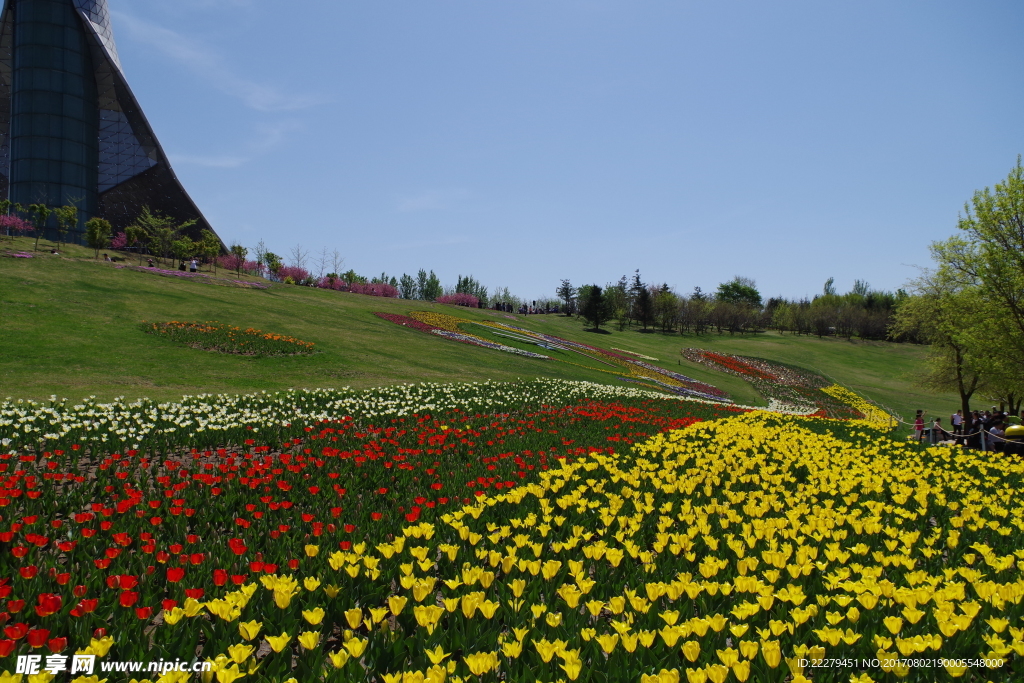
[
  {"x1": 72, "y1": 585, "x2": 87, "y2": 598},
  {"x1": 6, "y1": 600, "x2": 23, "y2": 613},
  {"x1": 339, "y1": 541, "x2": 351, "y2": 551},
  {"x1": 162, "y1": 599, "x2": 178, "y2": 611},
  {"x1": 135, "y1": 606, "x2": 153, "y2": 620},
  {"x1": 287, "y1": 559, "x2": 299, "y2": 571},
  {"x1": 156, "y1": 551, "x2": 170, "y2": 563},
  {"x1": 47, "y1": 636, "x2": 66, "y2": 653},
  {"x1": 166, "y1": 567, "x2": 185, "y2": 583},
  {"x1": 0, "y1": 586, "x2": 11, "y2": 599},
  {"x1": 371, "y1": 512, "x2": 383, "y2": 521},
  {"x1": 189, "y1": 553, "x2": 204, "y2": 565},
  {"x1": 93, "y1": 628, "x2": 106, "y2": 638},
  {"x1": 18, "y1": 566, "x2": 37, "y2": 579},
  {"x1": 212, "y1": 569, "x2": 227, "y2": 586},
  {"x1": 230, "y1": 574, "x2": 247, "y2": 585},
  {"x1": 184, "y1": 588, "x2": 204, "y2": 600},
  {"x1": 119, "y1": 592, "x2": 139, "y2": 608},
  {"x1": 0, "y1": 639, "x2": 14, "y2": 657},
  {"x1": 228, "y1": 538, "x2": 247, "y2": 556},
  {"x1": 11, "y1": 547, "x2": 28, "y2": 558},
  {"x1": 34, "y1": 594, "x2": 61, "y2": 617},
  {"x1": 54, "y1": 573, "x2": 70, "y2": 586},
  {"x1": 3, "y1": 623, "x2": 27, "y2": 640},
  {"x1": 26, "y1": 628, "x2": 49, "y2": 648},
  {"x1": 344, "y1": 524, "x2": 356, "y2": 533}
]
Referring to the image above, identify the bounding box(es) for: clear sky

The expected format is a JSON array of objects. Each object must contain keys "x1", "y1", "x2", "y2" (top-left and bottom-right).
[{"x1": 111, "y1": 0, "x2": 1024, "y2": 302}]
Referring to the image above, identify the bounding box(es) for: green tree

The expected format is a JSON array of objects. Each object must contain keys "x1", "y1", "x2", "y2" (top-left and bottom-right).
[
  {"x1": 890, "y1": 269, "x2": 988, "y2": 432},
  {"x1": 932, "y1": 156, "x2": 1024, "y2": 368},
  {"x1": 131, "y1": 206, "x2": 196, "y2": 265},
  {"x1": 28, "y1": 204, "x2": 51, "y2": 251},
  {"x1": 716, "y1": 276, "x2": 762, "y2": 308},
  {"x1": 198, "y1": 230, "x2": 222, "y2": 272},
  {"x1": 173, "y1": 237, "x2": 197, "y2": 264},
  {"x1": 230, "y1": 243, "x2": 248, "y2": 275},
  {"x1": 125, "y1": 224, "x2": 147, "y2": 264},
  {"x1": 556, "y1": 279, "x2": 577, "y2": 316},
  {"x1": 53, "y1": 205, "x2": 78, "y2": 249},
  {"x1": 399, "y1": 274, "x2": 416, "y2": 299},
  {"x1": 581, "y1": 284, "x2": 612, "y2": 330},
  {"x1": 84, "y1": 217, "x2": 112, "y2": 258}
]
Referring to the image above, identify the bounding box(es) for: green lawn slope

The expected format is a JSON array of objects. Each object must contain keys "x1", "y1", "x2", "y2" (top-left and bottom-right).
[{"x1": 0, "y1": 236, "x2": 957, "y2": 424}]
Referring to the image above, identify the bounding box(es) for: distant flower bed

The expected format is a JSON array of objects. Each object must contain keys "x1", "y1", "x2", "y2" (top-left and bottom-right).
[
  {"x1": 682, "y1": 349, "x2": 873, "y2": 418},
  {"x1": 2, "y1": 250, "x2": 34, "y2": 258},
  {"x1": 142, "y1": 321, "x2": 315, "y2": 356},
  {"x1": 436, "y1": 292, "x2": 479, "y2": 307},
  {"x1": 316, "y1": 277, "x2": 398, "y2": 297},
  {"x1": 374, "y1": 312, "x2": 551, "y2": 358}
]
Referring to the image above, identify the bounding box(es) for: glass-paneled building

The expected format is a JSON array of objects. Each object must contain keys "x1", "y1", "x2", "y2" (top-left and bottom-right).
[{"x1": 0, "y1": 0, "x2": 217, "y2": 244}]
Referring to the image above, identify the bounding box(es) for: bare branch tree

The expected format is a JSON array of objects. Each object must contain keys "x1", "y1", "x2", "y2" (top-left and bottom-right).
[
  {"x1": 331, "y1": 249, "x2": 345, "y2": 276},
  {"x1": 289, "y1": 243, "x2": 309, "y2": 270},
  {"x1": 315, "y1": 246, "x2": 330, "y2": 279}
]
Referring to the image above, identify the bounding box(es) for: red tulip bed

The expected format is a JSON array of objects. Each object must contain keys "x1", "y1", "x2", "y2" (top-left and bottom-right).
[{"x1": 0, "y1": 380, "x2": 745, "y2": 679}]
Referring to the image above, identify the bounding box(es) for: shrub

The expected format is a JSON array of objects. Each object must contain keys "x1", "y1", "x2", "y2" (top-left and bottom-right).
[{"x1": 437, "y1": 292, "x2": 479, "y2": 307}]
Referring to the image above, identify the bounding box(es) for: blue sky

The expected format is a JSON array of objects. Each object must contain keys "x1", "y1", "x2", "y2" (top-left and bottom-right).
[{"x1": 112, "y1": 0, "x2": 1024, "y2": 301}]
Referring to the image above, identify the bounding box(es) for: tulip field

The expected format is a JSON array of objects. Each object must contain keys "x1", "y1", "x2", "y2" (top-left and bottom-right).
[{"x1": 0, "y1": 379, "x2": 1020, "y2": 683}]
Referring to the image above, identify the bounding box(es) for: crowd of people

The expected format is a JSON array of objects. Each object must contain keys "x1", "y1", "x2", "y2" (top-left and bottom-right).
[{"x1": 913, "y1": 407, "x2": 1022, "y2": 454}]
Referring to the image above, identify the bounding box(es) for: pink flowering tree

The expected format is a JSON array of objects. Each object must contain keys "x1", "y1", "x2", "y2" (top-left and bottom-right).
[
  {"x1": 437, "y1": 292, "x2": 480, "y2": 307},
  {"x1": 0, "y1": 215, "x2": 32, "y2": 240}
]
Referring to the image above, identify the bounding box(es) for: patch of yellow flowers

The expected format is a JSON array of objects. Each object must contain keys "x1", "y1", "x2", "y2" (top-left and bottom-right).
[{"x1": 151, "y1": 411, "x2": 1023, "y2": 682}]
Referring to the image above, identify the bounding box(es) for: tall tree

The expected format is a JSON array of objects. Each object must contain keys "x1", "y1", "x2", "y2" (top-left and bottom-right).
[
  {"x1": 230, "y1": 244, "x2": 248, "y2": 276},
  {"x1": 28, "y1": 204, "x2": 50, "y2": 252},
  {"x1": 556, "y1": 279, "x2": 577, "y2": 316},
  {"x1": 53, "y1": 205, "x2": 78, "y2": 249},
  {"x1": 716, "y1": 276, "x2": 762, "y2": 308},
  {"x1": 581, "y1": 284, "x2": 612, "y2": 330},
  {"x1": 932, "y1": 156, "x2": 1024, "y2": 367},
  {"x1": 399, "y1": 274, "x2": 416, "y2": 299},
  {"x1": 890, "y1": 269, "x2": 987, "y2": 432}
]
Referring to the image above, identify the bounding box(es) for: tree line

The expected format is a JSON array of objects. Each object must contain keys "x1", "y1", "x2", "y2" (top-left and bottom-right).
[{"x1": 557, "y1": 271, "x2": 904, "y2": 339}]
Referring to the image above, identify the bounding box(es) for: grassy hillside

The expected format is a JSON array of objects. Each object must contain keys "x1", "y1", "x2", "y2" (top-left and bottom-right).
[{"x1": 0, "y1": 236, "x2": 957, "y2": 422}]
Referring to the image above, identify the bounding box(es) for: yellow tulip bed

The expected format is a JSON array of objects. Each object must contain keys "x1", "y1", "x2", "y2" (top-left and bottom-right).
[{"x1": 145, "y1": 409, "x2": 1020, "y2": 683}]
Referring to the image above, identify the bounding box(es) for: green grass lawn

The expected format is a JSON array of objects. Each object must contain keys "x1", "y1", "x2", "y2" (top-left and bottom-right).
[{"x1": 0, "y1": 236, "x2": 957, "y2": 425}]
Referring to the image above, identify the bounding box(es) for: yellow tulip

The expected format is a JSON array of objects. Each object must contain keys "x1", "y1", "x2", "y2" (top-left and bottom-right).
[
  {"x1": 237, "y1": 620, "x2": 262, "y2": 641},
  {"x1": 343, "y1": 608, "x2": 362, "y2": 629},
  {"x1": 304, "y1": 544, "x2": 319, "y2": 557},
  {"x1": 596, "y1": 633, "x2": 619, "y2": 654},
  {"x1": 684, "y1": 668, "x2": 707, "y2": 683},
  {"x1": 680, "y1": 640, "x2": 700, "y2": 662},
  {"x1": 297, "y1": 631, "x2": 320, "y2": 651},
  {"x1": 463, "y1": 652, "x2": 498, "y2": 676},
  {"x1": 163, "y1": 607, "x2": 185, "y2": 626},
  {"x1": 389, "y1": 595, "x2": 409, "y2": 616},
  {"x1": 265, "y1": 633, "x2": 291, "y2": 653},
  {"x1": 226, "y1": 644, "x2": 253, "y2": 664},
  {"x1": 300, "y1": 607, "x2": 324, "y2": 626},
  {"x1": 558, "y1": 649, "x2": 583, "y2": 680},
  {"x1": 328, "y1": 650, "x2": 350, "y2": 668},
  {"x1": 501, "y1": 640, "x2": 524, "y2": 658},
  {"x1": 214, "y1": 664, "x2": 245, "y2": 683},
  {"x1": 883, "y1": 616, "x2": 904, "y2": 634},
  {"x1": 303, "y1": 576, "x2": 320, "y2": 591},
  {"x1": 344, "y1": 637, "x2": 368, "y2": 658}
]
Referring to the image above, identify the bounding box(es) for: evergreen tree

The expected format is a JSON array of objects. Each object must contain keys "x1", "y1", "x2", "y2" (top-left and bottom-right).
[{"x1": 581, "y1": 284, "x2": 612, "y2": 330}]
